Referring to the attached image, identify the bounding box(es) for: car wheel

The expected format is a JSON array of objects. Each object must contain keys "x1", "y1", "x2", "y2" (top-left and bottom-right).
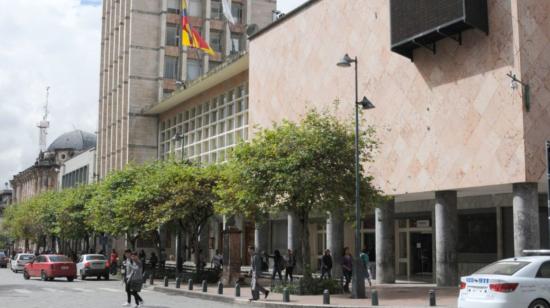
[
  {"x1": 67, "y1": 276, "x2": 74, "y2": 282},
  {"x1": 529, "y1": 299, "x2": 550, "y2": 308},
  {"x1": 40, "y1": 271, "x2": 47, "y2": 281},
  {"x1": 23, "y1": 271, "x2": 30, "y2": 280},
  {"x1": 80, "y1": 270, "x2": 86, "y2": 280}
]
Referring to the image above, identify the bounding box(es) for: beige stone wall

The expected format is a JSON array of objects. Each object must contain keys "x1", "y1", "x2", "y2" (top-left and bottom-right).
[{"x1": 249, "y1": 0, "x2": 539, "y2": 195}]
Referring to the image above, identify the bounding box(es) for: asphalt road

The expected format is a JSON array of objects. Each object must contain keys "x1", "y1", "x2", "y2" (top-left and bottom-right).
[{"x1": 0, "y1": 267, "x2": 189, "y2": 308}]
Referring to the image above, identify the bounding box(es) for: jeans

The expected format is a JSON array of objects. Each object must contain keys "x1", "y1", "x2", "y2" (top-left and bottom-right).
[
  {"x1": 320, "y1": 267, "x2": 331, "y2": 279},
  {"x1": 272, "y1": 268, "x2": 283, "y2": 280},
  {"x1": 125, "y1": 282, "x2": 143, "y2": 304},
  {"x1": 343, "y1": 269, "x2": 352, "y2": 292},
  {"x1": 285, "y1": 266, "x2": 294, "y2": 281}
]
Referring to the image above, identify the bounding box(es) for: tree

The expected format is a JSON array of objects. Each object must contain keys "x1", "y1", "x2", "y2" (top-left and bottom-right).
[{"x1": 217, "y1": 109, "x2": 380, "y2": 272}]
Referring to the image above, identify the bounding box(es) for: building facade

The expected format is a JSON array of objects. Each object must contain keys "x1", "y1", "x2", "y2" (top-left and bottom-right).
[
  {"x1": 248, "y1": 0, "x2": 550, "y2": 286},
  {"x1": 58, "y1": 148, "x2": 97, "y2": 189},
  {"x1": 96, "y1": 0, "x2": 275, "y2": 179}
]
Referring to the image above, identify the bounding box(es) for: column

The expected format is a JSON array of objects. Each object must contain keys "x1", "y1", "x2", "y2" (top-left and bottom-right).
[
  {"x1": 375, "y1": 198, "x2": 395, "y2": 283},
  {"x1": 254, "y1": 220, "x2": 269, "y2": 256},
  {"x1": 288, "y1": 212, "x2": 302, "y2": 273},
  {"x1": 327, "y1": 210, "x2": 344, "y2": 278},
  {"x1": 435, "y1": 190, "x2": 458, "y2": 287},
  {"x1": 513, "y1": 183, "x2": 540, "y2": 256}
]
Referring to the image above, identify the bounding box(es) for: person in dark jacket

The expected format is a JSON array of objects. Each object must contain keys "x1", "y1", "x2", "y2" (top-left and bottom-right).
[
  {"x1": 271, "y1": 249, "x2": 284, "y2": 280},
  {"x1": 320, "y1": 249, "x2": 333, "y2": 279},
  {"x1": 285, "y1": 249, "x2": 296, "y2": 282},
  {"x1": 249, "y1": 246, "x2": 269, "y2": 300},
  {"x1": 149, "y1": 252, "x2": 158, "y2": 270},
  {"x1": 341, "y1": 247, "x2": 353, "y2": 292}
]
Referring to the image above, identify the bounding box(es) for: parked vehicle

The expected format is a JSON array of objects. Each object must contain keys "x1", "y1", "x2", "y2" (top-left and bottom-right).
[
  {"x1": 23, "y1": 255, "x2": 76, "y2": 281},
  {"x1": 76, "y1": 254, "x2": 110, "y2": 280},
  {"x1": 0, "y1": 252, "x2": 8, "y2": 268},
  {"x1": 11, "y1": 253, "x2": 34, "y2": 273}
]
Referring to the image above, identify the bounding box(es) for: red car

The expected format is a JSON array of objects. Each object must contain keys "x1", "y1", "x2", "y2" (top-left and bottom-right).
[{"x1": 23, "y1": 254, "x2": 76, "y2": 282}]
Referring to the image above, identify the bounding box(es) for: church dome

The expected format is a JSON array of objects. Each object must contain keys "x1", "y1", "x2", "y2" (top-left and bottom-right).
[{"x1": 47, "y1": 130, "x2": 96, "y2": 152}]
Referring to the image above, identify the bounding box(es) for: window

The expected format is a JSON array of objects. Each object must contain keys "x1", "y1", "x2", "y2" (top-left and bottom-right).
[
  {"x1": 187, "y1": 59, "x2": 202, "y2": 81},
  {"x1": 167, "y1": 0, "x2": 180, "y2": 14},
  {"x1": 188, "y1": 0, "x2": 202, "y2": 17},
  {"x1": 230, "y1": 33, "x2": 241, "y2": 53},
  {"x1": 231, "y1": 3, "x2": 243, "y2": 23},
  {"x1": 210, "y1": 30, "x2": 222, "y2": 53},
  {"x1": 166, "y1": 24, "x2": 178, "y2": 46},
  {"x1": 537, "y1": 262, "x2": 550, "y2": 278},
  {"x1": 164, "y1": 56, "x2": 179, "y2": 79},
  {"x1": 209, "y1": 61, "x2": 220, "y2": 71},
  {"x1": 475, "y1": 261, "x2": 530, "y2": 276},
  {"x1": 458, "y1": 212, "x2": 497, "y2": 254},
  {"x1": 211, "y1": 0, "x2": 222, "y2": 20}
]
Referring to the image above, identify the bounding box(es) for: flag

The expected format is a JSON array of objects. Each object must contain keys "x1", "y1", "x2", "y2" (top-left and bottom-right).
[
  {"x1": 221, "y1": 0, "x2": 236, "y2": 24},
  {"x1": 181, "y1": 0, "x2": 215, "y2": 55}
]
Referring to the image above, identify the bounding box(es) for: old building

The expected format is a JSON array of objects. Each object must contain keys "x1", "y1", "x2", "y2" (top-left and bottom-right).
[{"x1": 96, "y1": 0, "x2": 275, "y2": 179}]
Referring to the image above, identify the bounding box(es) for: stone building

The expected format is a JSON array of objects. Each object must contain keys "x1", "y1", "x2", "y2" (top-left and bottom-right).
[
  {"x1": 248, "y1": 0, "x2": 550, "y2": 286},
  {"x1": 0, "y1": 185, "x2": 13, "y2": 220},
  {"x1": 96, "y1": 0, "x2": 276, "y2": 179}
]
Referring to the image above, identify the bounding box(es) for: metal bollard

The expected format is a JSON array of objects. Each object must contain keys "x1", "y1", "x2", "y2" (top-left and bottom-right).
[
  {"x1": 371, "y1": 289, "x2": 379, "y2": 306},
  {"x1": 164, "y1": 276, "x2": 169, "y2": 287},
  {"x1": 149, "y1": 273, "x2": 154, "y2": 285},
  {"x1": 202, "y1": 280, "x2": 208, "y2": 292},
  {"x1": 323, "y1": 289, "x2": 330, "y2": 305},
  {"x1": 188, "y1": 279, "x2": 193, "y2": 290},
  {"x1": 218, "y1": 281, "x2": 224, "y2": 294},
  {"x1": 176, "y1": 277, "x2": 181, "y2": 289},
  {"x1": 429, "y1": 289, "x2": 436, "y2": 306},
  {"x1": 235, "y1": 283, "x2": 241, "y2": 297},
  {"x1": 283, "y1": 287, "x2": 290, "y2": 302}
]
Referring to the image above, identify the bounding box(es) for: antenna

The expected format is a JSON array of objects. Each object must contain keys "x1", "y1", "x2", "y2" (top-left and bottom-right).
[{"x1": 37, "y1": 86, "x2": 50, "y2": 153}]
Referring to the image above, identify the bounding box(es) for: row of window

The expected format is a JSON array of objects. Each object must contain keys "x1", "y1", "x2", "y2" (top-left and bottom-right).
[
  {"x1": 168, "y1": 0, "x2": 244, "y2": 23},
  {"x1": 61, "y1": 166, "x2": 89, "y2": 189},
  {"x1": 166, "y1": 24, "x2": 243, "y2": 53}
]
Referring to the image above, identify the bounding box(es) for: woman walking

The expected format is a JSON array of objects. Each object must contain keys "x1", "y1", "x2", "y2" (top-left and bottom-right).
[
  {"x1": 123, "y1": 251, "x2": 144, "y2": 307},
  {"x1": 285, "y1": 249, "x2": 296, "y2": 282},
  {"x1": 342, "y1": 247, "x2": 353, "y2": 293},
  {"x1": 271, "y1": 249, "x2": 284, "y2": 281}
]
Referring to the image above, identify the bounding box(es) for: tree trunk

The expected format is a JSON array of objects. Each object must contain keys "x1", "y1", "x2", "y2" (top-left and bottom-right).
[
  {"x1": 300, "y1": 211, "x2": 311, "y2": 276},
  {"x1": 193, "y1": 230, "x2": 201, "y2": 272}
]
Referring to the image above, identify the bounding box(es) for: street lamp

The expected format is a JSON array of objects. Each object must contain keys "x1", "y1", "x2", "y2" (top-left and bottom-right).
[
  {"x1": 171, "y1": 132, "x2": 186, "y2": 276},
  {"x1": 337, "y1": 54, "x2": 375, "y2": 299}
]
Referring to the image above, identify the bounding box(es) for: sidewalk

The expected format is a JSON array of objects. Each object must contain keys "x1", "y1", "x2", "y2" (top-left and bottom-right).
[{"x1": 151, "y1": 279, "x2": 459, "y2": 308}]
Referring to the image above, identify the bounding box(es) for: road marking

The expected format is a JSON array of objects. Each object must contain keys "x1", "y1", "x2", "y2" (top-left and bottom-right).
[
  {"x1": 71, "y1": 287, "x2": 92, "y2": 293},
  {"x1": 99, "y1": 287, "x2": 120, "y2": 293},
  {"x1": 41, "y1": 287, "x2": 60, "y2": 293},
  {"x1": 13, "y1": 289, "x2": 32, "y2": 294}
]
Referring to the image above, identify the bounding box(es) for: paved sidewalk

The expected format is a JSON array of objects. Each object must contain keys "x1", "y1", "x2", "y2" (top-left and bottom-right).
[{"x1": 152, "y1": 280, "x2": 459, "y2": 307}]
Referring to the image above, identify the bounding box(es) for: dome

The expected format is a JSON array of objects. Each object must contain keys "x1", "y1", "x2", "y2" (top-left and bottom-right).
[{"x1": 47, "y1": 130, "x2": 97, "y2": 152}]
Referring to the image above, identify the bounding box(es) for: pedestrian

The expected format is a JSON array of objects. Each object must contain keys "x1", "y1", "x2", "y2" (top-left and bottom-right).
[
  {"x1": 360, "y1": 247, "x2": 372, "y2": 287},
  {"x1": 124, "y1": 252, "x2": 144, "y2": 308},
  {"x1": 285, "y1": 249, "x2": 296, "y2": 282},
  {"x1": 320, "y1": 249, "x2": 333, "y2": 279},
  {"x1": 261, "y1": 251, "x2": 269, "y2": 272},
  {"x1": 110, "y1": 249, "x2": 119, "y2": 275},
  {"x1": 249, "y1": 246, "x2": 269, "y2": 300},
  {"x1": 149, "y1": 252, "x2": 158, "y2": 270},
  {"x1": 342, "y1": 247, "x2": 353, "y2": 293},
  {"x1": 121, "y1": 249, "x2": 132, "y2": 306},
  {"x1": 271, "y1": 249, "x2": 284, "y2": 281},
  {"x1": 138, "y1": 249, "x2": 146, "y2": 265},
  {"x1": 211, "y1": 249, "x2": 223, "y2": 270}
]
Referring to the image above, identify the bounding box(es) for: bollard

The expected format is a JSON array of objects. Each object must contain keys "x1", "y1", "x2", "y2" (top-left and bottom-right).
[
  {"x1": 429, "y1": 289, "x2": 436, "y2": 306},
  {"x1": 188, "y1": 279, "x2": 194, "y2": 290},
  {"x1": 175, "y1": 277, "x2": 181, "y2": 289},
  {"x1": 323, "y1": 289, "x2": 330, "y2": 305},
  {"x1": 371, "y1": 289, "x2": 379, "y2": 306},
  {"x1": 235, "y1": 283, "x2": 241, "y2": 297},
  {"x1": 202, "y1": 280, "x2": 208, "y2": 292},
  {"x1": 283, "y1": 287, "x2": 290, "y2": 302},
  {"x1": 149, "y1": 274, "x2": 154, "y2": 285},
  {"x1": 164, "y1": 276, "x2": 169, "y2": 287},
  {"x1": 218, "y1": 281, "x2": 224, "y2": 294}
]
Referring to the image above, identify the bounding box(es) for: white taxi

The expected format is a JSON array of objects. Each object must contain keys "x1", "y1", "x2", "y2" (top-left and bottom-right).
[{"x1": 458, "y1": 251, "x2": 550, "y2": 308}]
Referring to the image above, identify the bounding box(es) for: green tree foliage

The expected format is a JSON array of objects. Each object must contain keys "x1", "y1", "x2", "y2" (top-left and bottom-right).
[{"x1": 217, "y1": 109, "x2": 380, "y2": 271}]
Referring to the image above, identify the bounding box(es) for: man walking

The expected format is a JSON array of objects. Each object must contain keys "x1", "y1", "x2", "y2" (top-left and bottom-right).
[
  {"x1": 249, "y1": 246, "x2": 269, "y2": 300},
  {"x1": 320, "y1": 249, "x2": 332, "y2": 279}
]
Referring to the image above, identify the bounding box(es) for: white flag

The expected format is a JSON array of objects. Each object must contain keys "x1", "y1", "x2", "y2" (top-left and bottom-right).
[{"x1": 221, "y1": 0, "x2": 236, "y2": 24}]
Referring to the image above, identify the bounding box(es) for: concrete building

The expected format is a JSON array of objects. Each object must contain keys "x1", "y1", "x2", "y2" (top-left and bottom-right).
[
  {"x1": 247, "y1": 0, "x2": 550, "y2": 286},
  {"x1": 0, "y1": 185, "x2": 13, "y2": 221},
  {"x1": 96, "y1": 0, "x2": 276, "y2": 179},
  {"x1": 58, "y1": 147, "x2": 97, "y2": 189}
]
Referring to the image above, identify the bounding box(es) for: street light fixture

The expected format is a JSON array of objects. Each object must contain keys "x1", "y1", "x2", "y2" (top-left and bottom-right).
[
  {"x1": 171, "y1": 132, "x2": 186, "y2": 276},
  {"x1": 337, "y1": 53, "x2": 375, "y2": 299}
]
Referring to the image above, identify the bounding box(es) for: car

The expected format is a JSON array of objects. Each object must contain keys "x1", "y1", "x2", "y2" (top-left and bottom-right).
[
  {"x1": 76, "y1": 254, "x2": 110, "y2": 280},
  {"x1": 458, "y1": 251, "x2": 550, "y2": 308},
  {"x1": 0, "y1": 252, "x2": 8, "y2": 268},
  {"x1": 11, "y1": 253, "x2": 35, "y2": 273},
  {"x1": 23, "y1": 254, "x2": 76, "y2": 282}
]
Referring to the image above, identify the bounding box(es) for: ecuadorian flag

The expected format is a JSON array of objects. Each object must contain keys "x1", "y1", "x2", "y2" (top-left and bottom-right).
[{"x1": 181, "y1": 0, "x2": 215, "y2": 55}]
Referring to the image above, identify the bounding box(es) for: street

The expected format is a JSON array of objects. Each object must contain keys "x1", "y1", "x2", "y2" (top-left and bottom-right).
[{"x1": 0, "y1": 267, "x2": 189, "y2": 308}]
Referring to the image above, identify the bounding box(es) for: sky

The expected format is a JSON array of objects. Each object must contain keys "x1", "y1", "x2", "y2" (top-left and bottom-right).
[{"x1": 0, "y1": 0, "x2": 306, "y2": 189}]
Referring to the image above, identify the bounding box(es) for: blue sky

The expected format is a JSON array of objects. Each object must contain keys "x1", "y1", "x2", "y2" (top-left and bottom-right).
[{"x1": 80, "y1": 0, "x2": 101, "y2": 6}]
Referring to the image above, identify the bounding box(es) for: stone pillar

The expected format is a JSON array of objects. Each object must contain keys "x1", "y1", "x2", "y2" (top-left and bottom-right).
[
  {"x1": 435, "y1": 190, "x2": 458, "y2": 287},
  {"x1": 513, "y1": 183, "x2": 540, "y2": 256},
  {"x1": 288, "y1": 212, "x2": 303, "y2": 273},
  {"x1": 375, "y1": 198, "x2": 395, "y2": 284},
  {"x1": 254, "y1": 221, "x2": 269, "y2": 256},
  {"x1": 327, "y1": 211, "x2": 344, "y2": 278},
  {"x1": 222, "y1": 226, "x2": 242, "y2": 286}
]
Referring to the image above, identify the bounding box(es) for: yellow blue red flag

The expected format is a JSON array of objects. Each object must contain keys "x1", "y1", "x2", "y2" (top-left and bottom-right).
[{"x1": 181, "y1": 0, "x2": 215, "y2": 55}]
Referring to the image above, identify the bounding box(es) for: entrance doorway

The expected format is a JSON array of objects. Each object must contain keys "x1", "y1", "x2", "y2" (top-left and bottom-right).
[
  {"x1": 410, "y1": 232, "x2": 432, "y2": 276},
  {"x1": 396, "y1": 217, "x2": 433, "y2": 280}
]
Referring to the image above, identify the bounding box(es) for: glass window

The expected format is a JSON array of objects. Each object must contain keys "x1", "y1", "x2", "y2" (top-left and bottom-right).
[
  {"x1": 231, "y1": 33, "x2": 241, "y2": 53},
  {"x1": 537, "y1": 262, "x2": 550, "y2": 278},
  {"x1": 164, "y1": 56, "x2": 179, "y2": 79},
  {"x1": 188, "y1": 0, "x2": 202, "y2": 17},
  {"x1": 211, "y1": 0, "x2": 222, "y2": 20},
  {"x1": 231, "y1": 3, "x2": 243, "y2": 23},
  {"x1": 210, "y1": 30, "x2": 222, "y2": 53},
  {"x1": 458, "y1": 212, "x2": 497, "y2": 253},
  {"x1": 218, "y1": 135, "x2": 225, "y2": 147},
  {"x1": 167, "y1": 0, "x2": 180, "y2": 13},
  {"x1": 166, "y1": 24, "x2": 178, "y2": 46},
  {"x1": 48, "y1": 256, "x2": 71, "y2": 262},
  {"x1": 187, "y1": 59, "x2": 202, "y2": 81},
  {"x1": 227, "y1": 103, "x2": 234, "y2": 116},
  {"x1": 476, "y1": 261, "x2": 530, "y2": 276}
]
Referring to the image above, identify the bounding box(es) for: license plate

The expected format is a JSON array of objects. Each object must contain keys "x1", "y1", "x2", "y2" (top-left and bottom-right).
[
  {"x1": 61, "y1": 266, "x2": 69, "y2": 270},
  {"x1": 467, "y1": 286, "x2": 489, "y2": 298}
]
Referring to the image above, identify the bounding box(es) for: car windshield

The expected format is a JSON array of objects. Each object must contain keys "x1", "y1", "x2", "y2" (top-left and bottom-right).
[
  {"x1": 0, "y1": 252, "x2": 5, "y2": 257},
  {"x1": 20, "y1": 255, "x2": 34, "y2": 260},
  {"x1": 48, "y1": 256, "x2": 71, "y2": 262},
  {"x1": 475, "y1": 261, "x2": 530, "y2": 276},
  {"x1": 86, "y1": 255, "x2": 105, "y2": 261}
]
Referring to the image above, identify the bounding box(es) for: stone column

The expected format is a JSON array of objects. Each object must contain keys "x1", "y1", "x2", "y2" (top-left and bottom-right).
[
  {"x1": 435, "y1": 190, "x2": 458, "y2": 287},
  {"x1": 327, "y1": 210, "x2": 344, "y2": 278},
  {"x1": 513, "y1": 183, "x2": 540, "y2": 256},
  {"x1": 375, "y1": 198, "x2": 395, "y2": 283},
  {"x1": 254, "y1": 221, "x2": 269, "y2": 256},
  {"x1": 288, "y1": 212, "x2": 303, "y2": 273}
]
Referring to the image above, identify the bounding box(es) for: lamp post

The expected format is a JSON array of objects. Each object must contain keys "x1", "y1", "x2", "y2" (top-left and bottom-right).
[
  {"x1": 337, "y1": 54, "x2": 375, "y2": 299},
  {"x1": 171, "y1": 132, "x2": 186, "y2": 277}
]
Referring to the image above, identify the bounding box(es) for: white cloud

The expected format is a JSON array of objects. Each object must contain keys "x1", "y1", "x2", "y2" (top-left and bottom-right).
[
  {"x1": 277, "y1": 0, "x2": 309, "y2": 13},
  {"x1": 0, "y1": 0, "x2": 101, "y2": 188}
]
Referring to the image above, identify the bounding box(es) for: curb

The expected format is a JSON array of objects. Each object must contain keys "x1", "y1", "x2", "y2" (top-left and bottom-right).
[{"x1": 152, "y1": 286, "x2": 454, "y2": 308}]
